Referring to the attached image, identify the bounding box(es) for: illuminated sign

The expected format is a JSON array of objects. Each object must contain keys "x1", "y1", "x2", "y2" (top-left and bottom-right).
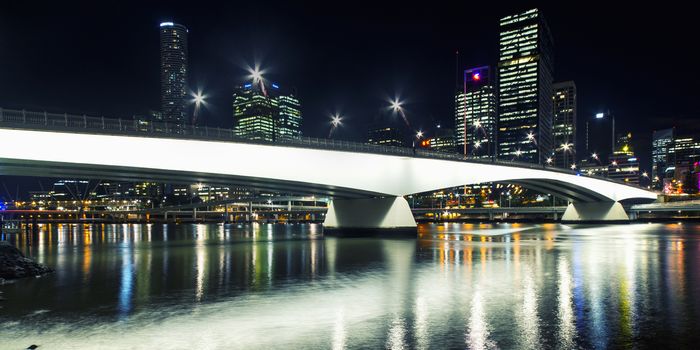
[
  {"x1": 472, "y1": 73, "x2": 481, "y2": 81},
  {"x1": 160, "y1": 22, "x2": 174, "y2": 27},
  {"x1": 243, "y1": 83, "x2": 252, "y2": 88},
  {"x1": 272, "y1": 83, "x2": 279, "y2": 89}
]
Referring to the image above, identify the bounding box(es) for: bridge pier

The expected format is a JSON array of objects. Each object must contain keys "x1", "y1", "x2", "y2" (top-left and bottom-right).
[
  {"x1": 561, "y1": 202, "x2": 630, "y2": 223},
  {"x1": 323, "y1": 196, "x2": 417, "y2": 236}
]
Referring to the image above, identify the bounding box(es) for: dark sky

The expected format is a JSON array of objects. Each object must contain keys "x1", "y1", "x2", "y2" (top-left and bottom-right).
[{"x1": 1, "y1": 1, "x2": 698, "y2": 195}]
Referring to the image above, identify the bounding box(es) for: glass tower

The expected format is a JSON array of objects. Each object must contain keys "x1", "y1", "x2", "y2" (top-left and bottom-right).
[
  {"x1": 497, "y1": 8, "x2": 554, "y2": 164},
  {"x1": 159, "y1": 22, "x2": 188, "y2": 132},
  {"x1": 455, "y1": 66, "x2": 496, "y2": 159},
  {"x1": 652, "y1": 128, "x2": 674, "y2": 188},
  {"x1": 552, "y1": 81, "x2": 576, "y2": 168},
  {"x1": 233, "y1": 82, "x2": 302, "y2": 142}
]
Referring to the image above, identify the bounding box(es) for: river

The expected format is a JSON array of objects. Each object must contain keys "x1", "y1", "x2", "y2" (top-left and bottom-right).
[{"x1": 1, "y1": 222, "x2": 699, "y2": 349}]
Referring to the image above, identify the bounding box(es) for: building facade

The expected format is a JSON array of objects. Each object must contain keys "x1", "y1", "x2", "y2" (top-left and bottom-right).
[
  {"x1": 608, "y1": 132, "x2": 640, "y2": 185},
  {"x1": 367, "y1": 111, "x2": 409, "y2": 147},
  {"x1": 497, "y1": 8, "x2": 554, "y2": 164},
  {"x1": 455, "y1": 66, "x2": 496, "y2": 159},
  {"x1": 652, "y1": 128, "x2": 674, "y2": 189},
  {"x1": 232, "y1": 82, "x2": 302, "y2": 142},
  {"x1": 552, "y1": 81, "x2": 576, "y2": 168},
  {"x1": 159, "y1": 22, "x2": 189, "y2": 132}
]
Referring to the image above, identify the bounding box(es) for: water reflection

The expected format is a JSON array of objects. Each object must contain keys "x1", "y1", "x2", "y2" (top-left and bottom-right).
[{"x1": 2, "y1": 223, "x2": 700, "y2": 349}]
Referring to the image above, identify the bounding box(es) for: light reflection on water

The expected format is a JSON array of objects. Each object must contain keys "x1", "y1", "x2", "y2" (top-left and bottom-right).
[{"x1": 1, "y1": 222, "x2": 700, "y2": 349}]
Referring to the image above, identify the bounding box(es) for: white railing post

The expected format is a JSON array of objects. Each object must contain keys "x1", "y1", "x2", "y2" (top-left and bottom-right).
[{"x1": 44, "y1": 111, "x2": 48, "y2": 125}]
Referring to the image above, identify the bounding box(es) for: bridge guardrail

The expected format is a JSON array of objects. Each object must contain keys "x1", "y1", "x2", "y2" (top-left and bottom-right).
[{"x1": 0, "y1": 107, "x2": 646, "y2": 189}]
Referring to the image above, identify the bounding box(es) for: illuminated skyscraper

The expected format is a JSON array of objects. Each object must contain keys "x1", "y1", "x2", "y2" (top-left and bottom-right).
[
  {"x1": 652, "y1": 128, "x2": 674, "y2": 188},
  {"x1": 277, "y1": 91, "x2": 303, "y2": 140},
  {"x1": 497, "y1": 8, "x2": 554, "y2": 164},
  {"x1": 455, "y1": 66, "x2": 496, "y2": 159},
  {"x1": 232, "y1": 82, "x2": 302, "y2": 142},
  {"x1": 159, "y1": 22, "x2": 188, "y2": 132},
  {"x1": 608, "y1": 132, "x2": 639, "y2": 185},
  {"x1": 552, "y1": 81, "x2": 576, "y2": 168}
]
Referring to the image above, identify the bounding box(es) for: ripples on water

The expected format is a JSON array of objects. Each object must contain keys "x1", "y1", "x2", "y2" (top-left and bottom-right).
[{"x1": 1, "y1": 222, "x2": 700, "y2": 349}]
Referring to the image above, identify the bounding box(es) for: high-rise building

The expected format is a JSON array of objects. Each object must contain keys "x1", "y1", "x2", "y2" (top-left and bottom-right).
[
  {"x1": 668, "y1": 136, "x2": 700, "y2": 178},
  {"x1": 552, "y1": 81, "x2": 576, "y2": 168},
  {"x1": 652, "y1": 128, "x2": 674, "y2": 188},
  {"x1": 455, "y1": 66, "x2": 496, "y2": 159},
  {"x1": 608, "y1": 132, "x2": 640, "y2": 185},
  {"x1": 497, "y1": 8, "x2": 554, "y2": 164},
  {"x1": 233, "y1": 82, "x2": 302, "y2": 142},
  {"x1": 367, "y1": 112, "x2": 409, "y2": 147},
  {"x1": 277, "y1": 93, "x2": 303, "y2": 140},
  {"x1": 159, "y1": 22, "x2": 189, "y2": 132}
]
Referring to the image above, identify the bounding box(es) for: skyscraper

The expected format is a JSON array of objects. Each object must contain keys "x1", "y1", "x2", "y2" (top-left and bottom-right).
[
  {"x1": 455, "y1": 66, "x2": 496, "y2": 159},
  {"x1": 552, "y1": 81, "x2": 576, "y2": 168},
  {"x1": 497, "y1": 8, "x2": 554, "y2": 164},
  {"x1": 277, "y1": 92, "x2": 303, "y2": 140},
  {"x1": 367, "y1": 110, "x2": 409, "y2": 147},
  {"x1": 608, "y1": 132, "x2": 640, "y2": 185},
  {"x1": 159, "y1": 22, "x2": 189, "y2": 132},
  {"x1": 232, "y1": 81, "x2": 302, "y2": 142},
  {"x1": 652, "y1": 128, "x2": 674, "y2": 188}
]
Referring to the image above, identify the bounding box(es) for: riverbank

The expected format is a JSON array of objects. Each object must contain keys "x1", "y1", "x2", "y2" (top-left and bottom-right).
[{"x1": 0, "y1": 242, "x2": 53, "y2": 282}]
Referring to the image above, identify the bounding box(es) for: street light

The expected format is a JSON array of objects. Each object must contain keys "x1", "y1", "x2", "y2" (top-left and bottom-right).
[
  {"x1": 191, "y1": 90, "x2": 206, "y2": 124},
  {"x1": 328, "y1": 114, "x2": 343, "y2": 138}
]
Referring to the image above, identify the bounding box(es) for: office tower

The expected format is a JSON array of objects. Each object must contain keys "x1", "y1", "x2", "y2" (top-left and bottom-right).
[
  {"x1": 233, "y1": 82, "x2": 302, "y2": 142},
  {"x1": 159, "y1": 22, "x2": 189, "y2": 132},
  {"x1": 652, "y1": 128, "x2": 674, "y2": 189},
  {"x1": 366, "y1": 111, "x2": 409, "y2": 147},
  {"x1": 668, "y1": 136, "x2": 700, "y2": 188},
  {"x1": 277, "y1": 92, "x2": 303, "y2": 140},
  {"x1": 497, "y1": 8, "x2": 554, "y2": 164},
  {"x1": 608, "y1": 132, "x2": 640, "y2": 185},
  {"x1": 552, "y1": 81, "x2": 576, "y2": 168},
  {"x1": 455, "y1": 66, "x2": 496, "y2": 158},
  {"x1": 425, "y1": 125, "x2": 456, "y2": 153}
]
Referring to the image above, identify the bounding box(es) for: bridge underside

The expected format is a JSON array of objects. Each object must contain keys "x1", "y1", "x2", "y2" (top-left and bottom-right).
[{"x1": 0, "y1": 158, "x2": 383, "y2": 199}]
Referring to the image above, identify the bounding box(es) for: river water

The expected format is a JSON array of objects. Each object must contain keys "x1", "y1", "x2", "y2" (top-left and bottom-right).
[{"x1": 1, "y1": 222, "x2": 699, "y2": 349}]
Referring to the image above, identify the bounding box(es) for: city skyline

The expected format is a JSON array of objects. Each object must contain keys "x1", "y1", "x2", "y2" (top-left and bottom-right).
[{"x1": 1, "y1": 2, "x2": 699, "y2": 190}]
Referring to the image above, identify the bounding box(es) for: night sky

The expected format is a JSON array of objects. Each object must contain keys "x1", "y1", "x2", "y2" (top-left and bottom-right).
[{"x1": 1, "y1": 1, "x2": 698, "y2": 195}]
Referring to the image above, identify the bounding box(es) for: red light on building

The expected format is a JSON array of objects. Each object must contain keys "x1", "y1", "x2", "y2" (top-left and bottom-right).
[{"x1": 472, "y1": 73, "x2": 481, "y2": 81}]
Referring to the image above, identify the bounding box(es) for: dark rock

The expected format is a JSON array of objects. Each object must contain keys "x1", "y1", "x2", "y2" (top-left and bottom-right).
[
  {"x1": 0, "y1": 241, "x2": 54, "y2": 280},
  {"x1": 27, "y1": 345, "x2": 39, "y2": 349}
]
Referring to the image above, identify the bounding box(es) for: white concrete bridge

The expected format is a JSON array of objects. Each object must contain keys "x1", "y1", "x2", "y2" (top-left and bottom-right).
[{"x1": 0, "y1": 109, "x2": 658, "y2": 232}]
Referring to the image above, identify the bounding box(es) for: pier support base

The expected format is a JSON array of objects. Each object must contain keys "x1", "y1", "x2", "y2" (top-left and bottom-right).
[
  {"x1": 323, "y1": 197, "x2": 417, "y2": 236},
  {"x1": 561, "y1": 202, "x2": 630, "y2": 223}
]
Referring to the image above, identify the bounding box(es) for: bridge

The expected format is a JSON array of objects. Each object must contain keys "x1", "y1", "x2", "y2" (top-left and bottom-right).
[{"x1": 0, "y1": 108, "x2": 658, "y2": 233}]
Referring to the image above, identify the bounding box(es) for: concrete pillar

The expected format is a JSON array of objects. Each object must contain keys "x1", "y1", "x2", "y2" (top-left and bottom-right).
[
  {"x1": 561, "y1": 202, "x2": 629, "y2": 223},
  {"x1": 323, "y1": 197, "x2": 417, "y2": 235}
]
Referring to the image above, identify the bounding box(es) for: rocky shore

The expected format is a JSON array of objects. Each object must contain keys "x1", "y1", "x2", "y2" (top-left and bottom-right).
[{"x1": 0, "y1": 241, "x2": 54, "y2": 283}]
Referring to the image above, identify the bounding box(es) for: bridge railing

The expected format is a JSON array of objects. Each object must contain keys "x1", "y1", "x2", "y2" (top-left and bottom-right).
[{"x1": 0, "y1": 107, "x2": 639, "y2": 186}]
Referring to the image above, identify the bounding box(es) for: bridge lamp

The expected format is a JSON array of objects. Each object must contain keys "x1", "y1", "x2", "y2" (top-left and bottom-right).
[
  {"x1": 391, "y1": 99, "x2": 403, "y2": 112},
  {"x1": 595, "y1": 112, "x2": 605, "y2": 119},
  {"x1": 591, "y1": 152, "x2": 598, "y2": 159},
  {"x1": 642, "y1": 172, "x2": 649, "y2": 178},
  {"x1": 526, "y1": 132, "x2": 535, "y2": 141},
  {"x1": 515, "y1": 149, "x2": 522, "y2": 157},
  {"x1": 416, "y1": 130, "x2": 424, "y2": 139},
  {"x1": 546, "y1": 157, "x2": 553, "y2": 164},
  {"x1": 570, "y1": 164, "x2": 577, "y2": 170},
  {"x1": 474, "y1": 141, "x2": 481, "y2": 149},
  {"x1": 331, "y1": 114, "x2": 343, "y2": 127},
  {"x1": 473, "y1": 120, "x2": 482, "y2": 129}
]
